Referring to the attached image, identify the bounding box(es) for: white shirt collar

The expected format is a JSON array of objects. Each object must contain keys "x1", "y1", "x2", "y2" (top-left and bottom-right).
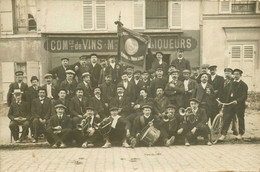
[
  {"x1": 144, "y1": 114, "x2": 151, "y2": 119},
  {"x1": 201, "y1": 82, "x2": 207, "y2": 89},
  {"x1": 211, "y1": 74, "x2": 216, "y2": 80},
  {"x1": 110, "y1": 63, "x2": 115, "y2": 69},
  {"x1": 234, "y1": 79, "x2": 241, "y2": 83},
  {"x1": 95, "y1": 95, "x2": 101, "y2": 100}
]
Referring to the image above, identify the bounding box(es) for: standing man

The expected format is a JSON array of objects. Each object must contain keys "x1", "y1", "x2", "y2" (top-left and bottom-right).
[
  {"x1": 139, "y1": 71, "x2": 151, "y2": 94},
  {"x1": 150, "y1": 67, "x2": 168, "y2": 98},
  {"x1": 50, "y1": 57, "x2": 70, "y2": 86},
  {"x1": 100, "y1": 74, "x2": 116, "y2": 104},
  {"x1": 77, "y1": 72, "x2": 93, "y2": 98},
  {"x1": 7, "y1": 71, "x2": 28, "y2": 106},
  {"x1": 117, "y1": 72, "x2": 136, "y2": 103},
  {"x1": 154, "y1": 87, "x2": 170, "y2": 116},
  {"x1": 151, "y1": 52, "x2": 168, "y2": 76},
  {"x1": 60, "y1": 70, "x2": 78, "y2": 100},
  {"x1": 197, "y1": 64, "x2": 210, "y2": 83},
  {"x1": 74, "y1": 55, "x2": 90, "y2": 82},
  {"x1": 132, "y1": 70, "x2": 142, "y2": 101},
  {"x1": 88, "y1": 54, "x2": 102, "y2": 87},
  {"x1": 105, "y1": 55, "x2": 122, "y2": 85},
  {"x1": 31, "y1": 88, "x2": 52, "y2": 143},
  {"x1": 8, "y1": 89, "x2": 30, "y2": 143},
  {"x1": 42, "y1": 73, "x2": 58, "y2": 100},
  {"x1": 25, "y1": 76, "x2": 39, "y2": 110},
  {"x1": 208, "y1": 65, "x2": 224, "y2": 98},
  {"x1": 98, "y1": 57, "x2": 108, "y2": 85},
  {"x1": 190, "y1": 66, "x2": 200, "y2": 82},
  {"x1": 89, "y1": 87, "x2": 108, "y2": 119},
  {"x1": 182, "y1": 70, "x2": 197, "y2": 108},
  {"x1": 171, "y1": 48, "x2": 191, "y2": 80}
]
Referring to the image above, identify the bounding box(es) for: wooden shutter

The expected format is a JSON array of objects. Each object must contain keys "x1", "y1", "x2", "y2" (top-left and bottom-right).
[
  {"x1": 26, "y1": 61, "x2": 39, "y2": 86},
  {"x1": 2, "y1": 62, "x2": 15, "y2": 102},
  {"x1": 133, "y1": 0, "x2": 145, "y2": 29},
  {"x1": 95, "y1": 0, "x2": 106, "y2": 30},
  {"x1": 83, "y1": 0, "x2": 94, "y2": 30},
  {"x1": 256, "y1": 1, "x2": 260, "y2": 14},
  {"x1": 0, "y1": 0, "x2": 13, "y2": 34},
  {"x1": 231, "y1": 45, "x2": 242, "y2": 59},
  {"x1": 219, "y1": 1, "x2": 231, "y2": 14},
  {"x1": 169, "y1": 1, "x2": 182, "y2": 29}
]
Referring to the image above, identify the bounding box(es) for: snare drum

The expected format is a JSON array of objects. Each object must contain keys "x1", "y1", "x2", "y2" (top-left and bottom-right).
[{"x1": 140, "y1": 126, "x2": 160, "y2": 146}]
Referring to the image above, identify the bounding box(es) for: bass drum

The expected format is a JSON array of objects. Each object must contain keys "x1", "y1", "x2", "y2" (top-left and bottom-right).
[{"x1": 140, "y1": 126, "x2": 160, "y2": 146}]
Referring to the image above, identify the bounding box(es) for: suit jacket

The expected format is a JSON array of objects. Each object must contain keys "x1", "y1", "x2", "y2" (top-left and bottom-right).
[
  {"x1": 105, "y1": 63, "x2": 122, "y2": 84},
  {"x1": 47, "y1": 114, "x2": 72, "y2": 130},
  {"x1": 89, "y1": 96, "x2": 107, "y2": 119},
  {"x1": 41, "y1": 84, "x2": 59, "y2": 100},
  {"x1": 60, "y1": 79, "x2": 78, "y2": 100},
  {"x1": 88, "y1": 63, "x2": 102, "y2": 87},
  {"x1": 52, "y1": 99, "x2": 71, "y2": 116},
  {"x1": 209, "y1": 75, "x2": 224, "y2": 98},
  {"x1": 74, "y1": 63, "x2": 90, "y2": 82},
  {"x1": 7, "y1": 82, "x2": 28, "y2": 106},
  {"x1": 181, "y1": 108, "x2": 208, "y2": 129},
  {"x1": 171, "y1": 58, "x2": 191, "y2": 72},
  {"x1": 117, "y1": 81, "x2": 136, "y2": 102},
  {"x1": 159, "y1": 114, "x2": 181, "y2": 140},
  {"x1": 108, "y1": 116, "x2": 131, "y2": 131},
  {"x1": 50, "y1": 65, "x2": 68, "y2": 83},
  {"x1": 139, "y1": 80, "x2": 151, "y2": 94},
  {"x1": 192, "y1": 82, "x2": 215, "y2": 106},
  {"x1": 31, "y1": 97, "x2": 52, "y2": 120},
  {"x1": 131, "y1": 79, "x2": 143, "y2": 101},
  {"x1": 151, "y1": 60, "x2": 168, "y2": 76},
  {"x1": 70, "y1": 96, "x2": 89, "y2": 117},
  {"x1": 220, "y1": 79, "x2": 233, "y2": 103},
  {"x1": 25, "y1": 86, "x2": 39, "y2": 109},
  {"x1": 183, "y1": 79, "x2": 197, "y2": 107},
  {"x1": 98, "y1": 67, "x2": 107, "y2": 85},
  {"x1": 110, "y1": 95, "x2": 132, "y2": 117},
  {"x1": 232, "y1": 80, "x2": 248, "y2": 108},
  {"x1": 165, "y1": 80, "x2": 185, "y2": 107},
  {"x1": 100, "y1": 82, "x2": 116, "y2": 103},
  {"x1": 154, "y1": 95, "x2": 170, "y2": 114},
  {"x1": 8, "y1": 101, "x2": 30, "y2": 121},
  {"x1": 77, "y1": 82, "x2": 93, "y2": 98},
  {"x1": 150, "y1": 77, "x2": 168, "y2": 98}
]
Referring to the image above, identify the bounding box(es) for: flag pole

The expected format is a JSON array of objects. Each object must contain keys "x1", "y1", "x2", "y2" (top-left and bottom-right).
[{"x1": 114, "y1": 11, "x2": 123, "y2": 62}]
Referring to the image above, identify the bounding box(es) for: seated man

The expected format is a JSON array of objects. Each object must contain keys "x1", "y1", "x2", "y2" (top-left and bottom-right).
[
  {"x1": 8, "y1": 89, "x2": 30, "y2": 143},
  {"x1": 46, "y1": 104, "x2": 73, "y2": 148},
  {"x1": 89, "y1": 87, "x2": 108, "y2": 119},
  {"x1": 73, "y1": 107, "x2": 102, "y2": 148},
  {"x1": 159, "y1": 104, "x2": 181, "y2": 146},
  {"x1": 154, "y1": 87, "x2": 170, "y2": 116},
  {"x1": 131, "y1": 104, "x2": 160, "y2": 147},
  {"x1": 102, "y1": 107, "x2": 131, "y2": 148},
  {"x1": 31, "y1": 88, "x2": 52, "y2": 142},
  {"x1": 178, "y1": 98, "x2": 211, "y2": 146}
]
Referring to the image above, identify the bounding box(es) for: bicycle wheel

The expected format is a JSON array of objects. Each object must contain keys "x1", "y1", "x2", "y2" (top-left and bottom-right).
[{"x1": 210, "y1": 113, "x2": 223, "y2": 144}]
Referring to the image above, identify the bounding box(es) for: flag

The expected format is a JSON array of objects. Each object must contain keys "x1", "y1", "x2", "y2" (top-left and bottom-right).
[{"x1": 119, "y1": 26, "x2": 149, "y2": 68}]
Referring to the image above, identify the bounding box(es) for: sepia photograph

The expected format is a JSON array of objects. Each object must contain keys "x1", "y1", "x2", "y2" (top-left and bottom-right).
[{"x1": 0, "y1": 0, "x2": 260, "y2": 171}]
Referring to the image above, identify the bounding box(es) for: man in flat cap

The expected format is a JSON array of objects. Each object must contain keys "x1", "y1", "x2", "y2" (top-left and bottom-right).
[
  {"x1": 88, "y1": 54, "x2": 102, "y2": 87},
  {"x1": 8, "y1": 89, "x2": 30, "y2": 143},
  {"x1": 77, "y1": 72, "x2": 93, "y2": 98},
  {"x1": 50, "y1": 57, "x2": 71, "y2": 86},
  {"x1": 42, "y1": 73, "x2": 58, "y2": 100},
  {"x1": 102, "y1": 107, "x2": 131, "y2": 148},
  {"x1": 171, "y1": 48, "x2": 191, "y2": 80},
  {"x1": 190, "y1": 66, "x2": 200, "y2": 81},
  {"x1": 150, "y1": 67, "x2": 168, "y2": 98},
  {"x1": 46, "y1": 104, "x2": 73, "y2": 148},
  {"x1": 182, "y1": 69, "x2": 198, "y2": 108},
  {"x1": 25, "y1": 76, "x2": 39, "y2": 110},
  {"x1": 7, "y1": 71, "x2": 28, "y2": 106},
  {"x1": 60, "y1": 70, "x2": 78, "y2": 100},
  {"x1": 31, "y1": 87, "x2": 52, "y2": 142},
  {"x1": 73, "y1": 106, "x2": 102, "y2": 148},
  {"x1": 105, "y1": 55, "x2": 122, "y2": 85},
  {"x1": 74, "y1": 55, "x2": 90, "y2": 83},
  {"x1": 178, "y1": 98, "x2": 211, "y2": 146},
  {"x1": 165, "y1": 69, "x2": 185, "y2": 108},
  {"x1": 151, "y1": 52, "x2": 168, "y2": 76}
]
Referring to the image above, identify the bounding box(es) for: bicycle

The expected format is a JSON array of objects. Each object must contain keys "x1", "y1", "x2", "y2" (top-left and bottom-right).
[{"x1": 210, "y1": 98, "x2": 236, "y2": 144}]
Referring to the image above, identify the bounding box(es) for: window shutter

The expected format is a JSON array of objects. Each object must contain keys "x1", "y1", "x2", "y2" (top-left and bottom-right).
[
  {"x1": 169, "y1": 1, "x2": 182, "y2": 29},
  {"x1": 133, "y1": 0, "x2": 145, "y2": 29},
  {"x1": 231, "y1": 45, "x2": 242, "y2": 59},
  {"x1": 219, "y1": 1, "x2": 231, "y2": 14},
  {"x1": 95, "y1": 0, "x2": 106, "y2": 30},
  {"x1": 2, "y1": 62, "x2": 14, "y2": 102},
  {"x1": 26, "y1": 61, "x2": 39, "y2": 86},
  {"x1": 0, "y1": 0, "x2": 13, "y2": 34},
  {"x1": 243, "y1": 45, "x2": 254, "y2": 59},
  {"x1": 256, "y1": 1, "x2": 260, "y2": 14},
  {"x1": 83, "y1": 0, "x2": 94, "y2": 30}
]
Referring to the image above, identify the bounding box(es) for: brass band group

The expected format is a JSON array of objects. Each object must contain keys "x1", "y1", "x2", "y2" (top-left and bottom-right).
[{"x1": 7, "y1": 48, "x2": 248, "y2": 148}]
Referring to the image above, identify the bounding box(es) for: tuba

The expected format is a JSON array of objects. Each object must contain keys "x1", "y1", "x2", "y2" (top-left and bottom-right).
[{"x1": 179, "y1": 107, "x2": 196, "y2": 124}]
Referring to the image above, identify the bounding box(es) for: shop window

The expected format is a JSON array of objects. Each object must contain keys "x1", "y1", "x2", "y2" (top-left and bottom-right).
[
  {"x1": 83, "y1": 0, "x2": 106, "y2": 30},
  {"x1": 12, "y1": 0, "x2": 37, "y2": 33},
  {"x1": 219, "y1": 1, "x2": 258, "y2": 14}
]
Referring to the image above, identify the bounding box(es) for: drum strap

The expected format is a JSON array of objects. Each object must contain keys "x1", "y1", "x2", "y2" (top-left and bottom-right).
[{"x1": 140, "y1": 116, "x2": 145, "y2": 128}]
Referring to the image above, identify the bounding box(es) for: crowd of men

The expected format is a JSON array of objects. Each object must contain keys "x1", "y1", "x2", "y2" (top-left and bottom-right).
[{"x1": 7, "y1": 48, "x2": 248, "y2": 148}]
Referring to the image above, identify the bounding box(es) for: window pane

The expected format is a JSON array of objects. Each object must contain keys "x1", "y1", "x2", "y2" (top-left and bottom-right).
[{"x1": 146, "y1": 1, "x2": 168, "y2": 29}]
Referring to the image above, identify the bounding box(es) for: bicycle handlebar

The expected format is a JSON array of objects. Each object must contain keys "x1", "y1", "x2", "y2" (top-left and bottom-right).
[{"x1": 216, "y1": 98, "x2": 235, "y2": 106}]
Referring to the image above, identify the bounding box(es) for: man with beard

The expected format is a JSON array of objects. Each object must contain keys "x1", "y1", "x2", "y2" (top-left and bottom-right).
[
  {"x1": 60, "y1": 70, "x2": 78, "y2": 100},
  {"x1": 150, "y1": 67, "x2": 168, "y2": 98},
  {"x1": 73, "y1": 106, "x2": 102, "y2": 148},
  {"x1": 77, "y1": 72, "x2": 93, "y2": 98},
  {"x1": 154, "y1": 87, "x2": 170, "y2": 116},
  {"x1": 151, "y1": 52, "x2": 168, "y2": 76},
  {"x1": 183, "y1": 70, "x2": 197, "y2": 108},
  {"x1": 74, "y1": 55, "x2": 90, "y2": 82},
  {"x1": 7, "y1": 71, "x2": 28, "y2": 106},
  {"x1": 89, "y1": 87, "x2": 108, "y2": 119},
  {"x1": 165, "y1": 69, "x2": 185, "y2": 108},
  {"x1": 50, "y1": 57, "x2": 70, "y2": 86},
  {"x1": 134, "y1": 88, "x2": 154, "y2": 114},
  {"x1": 42, "y1": 73, "x2": 58, "y2": 100},
  {"x1": 171, "y1": 48, "x2": 191, "y2": 80},
  {"x1": 88, "y1": 54, "x2": 102, "y2": 87},
  {"x1": 117, "y1": 72, "x2": 136, "y2": 103},
  {"x1": 105, "y1": 55, "x2": 122, "y2": 85},
  {"x1": 100, "y1": 74, "x2": 116, "y2": 104},
  {"x1": 197, "y1": 64, "x2": 211, "y2": 83}
]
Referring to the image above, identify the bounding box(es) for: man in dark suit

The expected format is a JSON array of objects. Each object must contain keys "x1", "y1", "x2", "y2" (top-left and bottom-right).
[
  {"x1": 178, "y1": 98, "x2": 211, "y2": 146},
  {"x1": 196, "y1": 64, "x2": 211, "y2": 83},
  {"x1": 151, "y1": 52, "x2": 168, "y2": 76},
  {"x1": 7, "y1": 71, "x2": 28, "y2": 106},
  {"x1": 52, "y1": 89, "x2": 70, "y2": 117},
  {"x1": 74, "y1": 55, "x2": 90, "y2": 83},
  {"x1": 8, "y1": 89, "x2": 30, "y2": 143},
  {"x1": 182, "y1": 70, "x2": 197, "y2": 108},
  {"x1": 89, "y1": 87, "x2": 108, "y2": 119},
  {"x1": 105, "y1": 55, "x2": 122, "y2": 85},
  {"x1": 31, "y1": 88, "x2": 52, "y2": 142},
  {"x1": 25, "y1": 76, "x2": 39, "y2": 110},
  {"x1": 98, "y1": 58, "x2": 108, "y2": 85},
  {"x1": 208, "y1": 65, "x2": 224, "y2": 98},
  {"x1": 50, "y1": 57, "x2": 70, "y2": 86},
  {"x1": 77, "y1": 72, "x2": 93, "y2": 98},
  {"x1": 60, "y1": 70, "x2": 78, "y2": 100},
  {"x1": 42, "y1": 73, "x2": 58, "y2": 100},
  {"x1": 131, "y1": 70, "x2": 143, "y2": 101},
  {"x1": 171, "y1": 48, "x2": 191, "y2": 80},
  {"x1": 117, "y1": 72, "x2": 136, "y2": 103},
  {"x1": 150, "y1": 67, "x2": 168, "y2": 98},
  {"x1": 100, "y1": 74, "x2": 116, "y2": 104},
  {"x1": 165, "y1": 69, "x2": 185, "y2": 108},
  {"x1": 46, "y1": 104, "x2": 73, "y2": 148},
  {"x1": 139, "y1": 71, "x2": 151, "y2": 94},
  {"x1": 154, "y1": 87, "x2": 170, "y2": 116},
  {"x1": 88, "y1": 54, "x2": 102, "y2": 87},
  {"x1": 70, "y1": 87, "x2": 89, "y2": 128},
  {"x1": 73, "y1": 106, "x2": 102, "y2": 147},
  {"x1": 190, "y1": 66, "x2": 200, "y2": 82},
  {"x1": 102, "y1": 107, "x2": 131, "y2": 148}
]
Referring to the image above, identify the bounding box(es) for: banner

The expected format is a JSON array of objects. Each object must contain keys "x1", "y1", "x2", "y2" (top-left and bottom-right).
[{"x1": 119, "y1": 26, "x2": 149, "y2": 68}]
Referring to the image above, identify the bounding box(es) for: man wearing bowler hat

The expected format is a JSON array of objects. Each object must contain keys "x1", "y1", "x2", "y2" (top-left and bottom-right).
[{"x1": 7, "y1": 71, "x2": 28, "y2": 106}]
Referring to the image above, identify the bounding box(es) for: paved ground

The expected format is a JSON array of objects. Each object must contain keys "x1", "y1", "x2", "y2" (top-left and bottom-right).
[{"x1": 0, "y1": 144, "x2": 260, "y2": 172}]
